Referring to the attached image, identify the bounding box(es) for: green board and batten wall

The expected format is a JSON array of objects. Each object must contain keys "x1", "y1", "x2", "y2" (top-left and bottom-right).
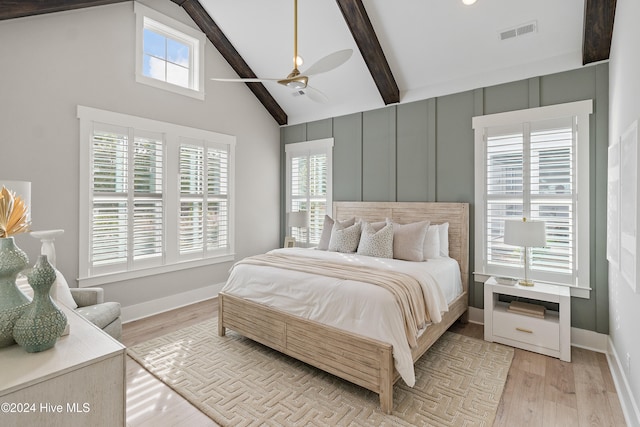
[{"x1": 281, "y1": 63, "x2": 609, "y2": 334}]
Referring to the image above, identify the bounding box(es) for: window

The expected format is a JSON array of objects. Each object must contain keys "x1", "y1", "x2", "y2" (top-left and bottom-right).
[
  {"x1": 473, "y1": 100, "x2": 592, "y2": 296},
  {"x1": 178, "y1": 141, "x2": 229, "y2": 257},
  {"x1": 78, "y1": 106, "x2": 235, "y2": 286},
  {"x1": 134, "y1": 2, "x2": 205, "y2": 100},
  {"x1": 91, "y1": 125, "x2": 164, "y2": 271},
  {"x1": 285, "y1": 139, "x2": 334, "y2": 247}
]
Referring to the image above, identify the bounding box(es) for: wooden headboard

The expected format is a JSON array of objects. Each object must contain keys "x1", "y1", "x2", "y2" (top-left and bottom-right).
[{"x1": 333, "y1": 202, "x2": 470, "y2": 294}]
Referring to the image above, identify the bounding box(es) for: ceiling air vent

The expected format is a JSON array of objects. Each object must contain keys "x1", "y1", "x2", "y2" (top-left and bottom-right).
[{"x1": 500, "y1": 21, "x2": 537, "y2": 41}]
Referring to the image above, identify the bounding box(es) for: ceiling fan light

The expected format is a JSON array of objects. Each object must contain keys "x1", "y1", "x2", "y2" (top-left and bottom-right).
[
  {"x1": 287, "y1": 80, "x2": 306, "y2": 90},
  {"x1": 295, "y1": 55, "x2": 304, "y2": 67}
]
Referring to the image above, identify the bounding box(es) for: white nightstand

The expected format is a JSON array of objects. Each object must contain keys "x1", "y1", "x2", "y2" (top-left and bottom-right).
[{"x1": 484, "y1": 276, "x2": 571, "y2": 362}]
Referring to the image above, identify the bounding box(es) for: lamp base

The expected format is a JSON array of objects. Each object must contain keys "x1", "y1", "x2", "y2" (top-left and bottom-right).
[{"x1": 518, "y1": 279, "x2": 535, "y2": 287}]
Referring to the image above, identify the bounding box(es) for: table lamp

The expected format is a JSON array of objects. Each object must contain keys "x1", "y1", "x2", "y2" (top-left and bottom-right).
[
  {"x1": 504, "y1": 218, "x2": 546, "y2": 286},
  {"x1": 286, "y1": 211, "x2": 308, "y2": 246}
]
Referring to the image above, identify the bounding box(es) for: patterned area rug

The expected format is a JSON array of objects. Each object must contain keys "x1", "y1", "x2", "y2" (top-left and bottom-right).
[{"x1": 128, "y1": 318, "x2": 513, "y2": 426}]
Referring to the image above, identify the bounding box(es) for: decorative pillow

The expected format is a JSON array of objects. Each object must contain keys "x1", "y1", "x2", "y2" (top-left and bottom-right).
[
  {"x1": 357, "y1": 221, "x2": 393, "y2": 258},
  {"x1": 317, "y1": 216, "x2": 355, "y2": 250},
  {"x1": 439, "y1": 222, "x2": 450, "y2": 257},
  {"x1": 54, "y1": 269, "x2": 78, "y2": 309},
  {"x1": 328, "y1": 221, "x2": 361, "y2": 253},
  {"x1": 369, "y1": 220, "x2": 387, "y2": 232},
  {"x1": 392, "y1": 220, "x2": 430, "y2": 261},
  {"x1": 423, "y1": 224, "x2": 441, "y2": 260}
]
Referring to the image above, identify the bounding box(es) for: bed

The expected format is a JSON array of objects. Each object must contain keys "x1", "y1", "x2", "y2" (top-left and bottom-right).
[{"x1": 218, "y1": 201, "x2": 469, "y2": 414}]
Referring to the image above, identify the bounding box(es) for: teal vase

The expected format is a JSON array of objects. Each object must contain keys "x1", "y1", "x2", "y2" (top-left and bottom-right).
[
  {"x1": 0, "y1": 237, "x2": 30, "y2": 348},
  {"x1": 13, "y1": 255, "x2": 67, "y2": 353}
]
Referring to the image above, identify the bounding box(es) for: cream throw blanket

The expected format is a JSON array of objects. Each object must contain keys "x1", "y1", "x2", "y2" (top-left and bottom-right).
[{"x1": 234, "y1": 253, "x2": 429, "y2": 348}]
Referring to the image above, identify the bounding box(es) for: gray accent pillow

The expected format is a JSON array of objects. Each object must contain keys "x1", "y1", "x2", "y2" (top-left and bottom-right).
[
  {"x1": 392, "y1": 220, "x2": 430, "y2": 261},
  {"x1": 357, "y1": 221, "x2": 394, "y2": 258},
  {"x1": 317, "y1": 216, "x2": 355, "y2": 250},
  {"x1": 328, "y1": 220, "x2": 361, "y2": 253}
]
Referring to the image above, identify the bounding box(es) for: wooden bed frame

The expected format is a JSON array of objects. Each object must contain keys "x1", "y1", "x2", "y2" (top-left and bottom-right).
[{"x1": 218, "y1": 202, "x2": 469, "y2": 414}]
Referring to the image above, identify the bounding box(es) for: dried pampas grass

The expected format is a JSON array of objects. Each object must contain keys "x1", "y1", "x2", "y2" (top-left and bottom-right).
[{"x1": 0, "y1": 186, "x2": 31, "y2": 238}]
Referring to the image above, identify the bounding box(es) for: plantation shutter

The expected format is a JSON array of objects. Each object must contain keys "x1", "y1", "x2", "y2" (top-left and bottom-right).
[
  {"x1": 206, "y1": 146, "x2": 229, "y2": 251},
  {"x1": 484, "y1": 117, "x2": 576, "y2": 284},
  {"x1": 132, "y1": 132, "x2": 164, "y2": 262},
  {"x1": 179, "y1": 140, "x2": 230, "y2": 257},
  {"x1": 90, "y1": 124, "x2": 164, "y2": 274},
  {"x1": 289, "y1": 150, "x2": 328, "y2": 245}
]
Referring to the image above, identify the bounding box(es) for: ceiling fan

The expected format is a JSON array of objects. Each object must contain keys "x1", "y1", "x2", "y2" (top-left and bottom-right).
[{"x1": 211, "y1": 0, "x2": 353, "y2": 103}]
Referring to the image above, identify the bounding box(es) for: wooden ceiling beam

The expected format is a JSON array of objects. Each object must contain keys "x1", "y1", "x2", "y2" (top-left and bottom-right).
[
  {"x1": 0, "y1": 0, "x2": 129, "y2": 21},
  {"x1": 335, "y1": 0, "x2": 399, "y2": 105},
  {"x1": 172, "y1": 0, "x2": 287, "y2": 125},
  {"x1": 583, "y1": 0, "x2": 617, "y2": 64}
]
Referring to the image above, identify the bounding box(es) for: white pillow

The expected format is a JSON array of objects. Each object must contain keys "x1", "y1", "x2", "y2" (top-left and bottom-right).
[
  {"x1": 53, "y1": 269, "x2": 78, "y2": 309},
  {"x1": 423, "y1": 225, "x2": 441, "y2": 260},
  {"x1": 439, "y1": 222, "x2": 450, "y2": 257},
  {"x1": 392, "y1": 220, "x2": 430, "y2": 262},
  {"x1": 328, "y1": 221, "x2": 361, "y2": 253},
  {"x1": 357, "y1": 221, "x2": 393, "y2": 258}
]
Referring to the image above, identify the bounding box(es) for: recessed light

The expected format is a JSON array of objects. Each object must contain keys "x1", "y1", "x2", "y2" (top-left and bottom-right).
[{"x1": 462, "y1": 0, "x2": 477, "y2": 5}]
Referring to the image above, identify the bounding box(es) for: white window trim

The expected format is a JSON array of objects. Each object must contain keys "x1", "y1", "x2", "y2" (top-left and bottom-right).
[
  {"x1": 77, "y1": 105, "x2": 235, "y2": 287},
  {"x1": 472, "y1": 100, "x2": 593, "y2": 298},
  {"x1": 285, "y1": 138, "x2": 334, "y2": 245},
  {"x1": 134, "y1": 2, "x2": 205, "y2": 100}
]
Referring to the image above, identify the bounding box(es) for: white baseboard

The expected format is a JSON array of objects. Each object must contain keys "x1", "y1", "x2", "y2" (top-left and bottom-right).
[
  {"x1": 570, "y1": 326, "x2": 609, "y2": 353},
  {"x1": 468, "y1": 306, "x2": 484, "y2": 324},
  {"x1": 607, "y1": 338, "x2": 640, "y2": 427},
  {"x1": 121, "y1": 282, "x2": 224, "y2": 323}
]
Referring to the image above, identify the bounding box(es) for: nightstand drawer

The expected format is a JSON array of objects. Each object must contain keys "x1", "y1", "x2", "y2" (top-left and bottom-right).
[{"x1": 493, "y1": 308, "x2": 560, "y2": 351}]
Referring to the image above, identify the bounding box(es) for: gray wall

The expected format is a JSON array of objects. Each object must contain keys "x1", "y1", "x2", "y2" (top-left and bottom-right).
[
  {"x1": 0, "y1": 2, "x2": 281, "y2": 311},
  {"x1": 281, "y1": 64, "x2": 609, "y2": 333}
]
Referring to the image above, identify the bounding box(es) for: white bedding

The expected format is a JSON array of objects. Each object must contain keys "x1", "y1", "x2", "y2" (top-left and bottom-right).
[{"x1": 221, "y1": 247, "x2": 463, "y2": 386}]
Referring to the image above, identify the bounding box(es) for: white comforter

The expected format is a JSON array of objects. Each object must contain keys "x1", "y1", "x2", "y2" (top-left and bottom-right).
[{"x1": 221, "y1": 247, "x2": 462, "y2": 386}]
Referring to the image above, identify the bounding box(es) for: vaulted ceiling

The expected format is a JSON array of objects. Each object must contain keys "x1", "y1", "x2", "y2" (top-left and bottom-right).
[{"x1": 1, "y1": 0, "x2": 616, "y2": 126}]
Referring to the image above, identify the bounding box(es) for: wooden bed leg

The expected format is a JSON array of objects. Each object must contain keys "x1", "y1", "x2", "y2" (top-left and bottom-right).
[
  {"x1": 218, "y1": 295, "x2": 226, "y2": 336},
  {"x1": 459, "y1": 309, "x2": 469, "y2": 324},
  {"x1": 379, "y1": 346, "x2": 394, "y2": 414}
]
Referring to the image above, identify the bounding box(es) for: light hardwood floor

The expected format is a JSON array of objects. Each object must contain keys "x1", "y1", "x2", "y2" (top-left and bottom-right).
[{"x1": 123, "y1": 299, "x2": 627, "y2": 426}]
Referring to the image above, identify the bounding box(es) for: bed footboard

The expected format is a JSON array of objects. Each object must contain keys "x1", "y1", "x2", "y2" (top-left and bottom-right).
[{"x1": 218, "y1": 292, "x2": 395, "y2": 413}]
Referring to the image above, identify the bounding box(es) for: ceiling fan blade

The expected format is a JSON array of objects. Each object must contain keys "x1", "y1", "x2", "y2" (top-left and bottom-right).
[
  {"x1": 302, "y1": 85, "x2": 329, "y2": 104},
  {"x1": 210, "y1": 77, "x2": 279, "y2": 83},
  {"x1": 303, "y1": 49, "x2": 353, "y2": 76}
]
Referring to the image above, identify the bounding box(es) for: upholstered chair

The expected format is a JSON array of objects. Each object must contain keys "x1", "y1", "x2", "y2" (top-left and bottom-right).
[
  {"x1": 29, "y1": 230, "x2": 122, "y2": 341},
  {"x1": 70, "y1": 288, "x2": 122, "y2": 340}
]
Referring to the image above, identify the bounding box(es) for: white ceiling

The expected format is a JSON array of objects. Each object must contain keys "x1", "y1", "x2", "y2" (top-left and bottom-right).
[{"x1": 200, "y1": 0, "x2": 585, "y2": 125}]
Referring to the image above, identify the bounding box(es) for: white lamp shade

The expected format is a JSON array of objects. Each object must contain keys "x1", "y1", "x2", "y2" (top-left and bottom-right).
[
  {"x1": 504, "y1": 219, "x2": 546, "y2": 247},
  {"x1": 287, "y1": 211, "x2": 308, "y2": 228}
]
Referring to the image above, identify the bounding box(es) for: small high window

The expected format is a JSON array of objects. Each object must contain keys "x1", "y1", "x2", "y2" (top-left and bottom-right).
[{"x1": 135, "y1": 2, "x2": 205, "y2": 100}]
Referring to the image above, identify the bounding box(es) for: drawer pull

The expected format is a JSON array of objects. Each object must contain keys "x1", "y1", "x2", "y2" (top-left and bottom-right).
[{"x1": 515, "y1": 327, "x2": 533, "y2": 334}]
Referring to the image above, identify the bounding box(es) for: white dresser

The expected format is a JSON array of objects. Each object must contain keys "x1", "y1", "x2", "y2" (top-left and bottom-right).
[{"x1": 0, "y1": 304, "x2": 126, "y2": 427}]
